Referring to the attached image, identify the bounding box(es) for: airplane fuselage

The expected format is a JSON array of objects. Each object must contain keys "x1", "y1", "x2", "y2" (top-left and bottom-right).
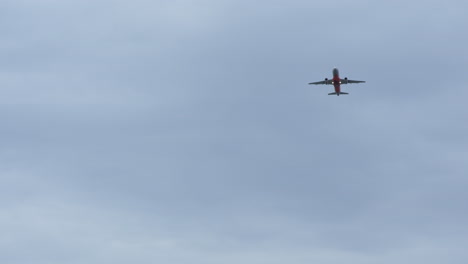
[{"x1": 332, "y1": 68, "x2": 341, "y2": 95}]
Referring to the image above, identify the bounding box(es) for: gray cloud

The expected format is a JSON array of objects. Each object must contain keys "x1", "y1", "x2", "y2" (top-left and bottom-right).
[{"x1": 0, "y1": 0, "x2": 467, "y2": 263}]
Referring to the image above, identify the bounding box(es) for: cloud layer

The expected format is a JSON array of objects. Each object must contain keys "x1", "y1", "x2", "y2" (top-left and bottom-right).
[{"x1": 0, "y1": 1, "x2": 467, "y2": 263}]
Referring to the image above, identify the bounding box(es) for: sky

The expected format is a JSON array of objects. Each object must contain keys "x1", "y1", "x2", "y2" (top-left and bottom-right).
[{"x1": 0, "y1": 0, "x2": 467, "y2": 263}]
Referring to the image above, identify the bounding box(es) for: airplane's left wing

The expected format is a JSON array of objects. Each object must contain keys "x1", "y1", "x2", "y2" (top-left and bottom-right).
[{"x1": 340, "y1": 79, "x2": 365, "y2": 84}]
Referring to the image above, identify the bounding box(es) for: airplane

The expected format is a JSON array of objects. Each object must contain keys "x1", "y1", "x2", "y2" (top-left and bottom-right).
[{"x1": 308, "y1": 68, "x2": 365, "y2": 96}]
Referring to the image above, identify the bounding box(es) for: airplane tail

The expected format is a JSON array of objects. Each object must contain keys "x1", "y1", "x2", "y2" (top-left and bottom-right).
[{"x1": 328, "y1": 92, "x2": 349, "y2": 96}]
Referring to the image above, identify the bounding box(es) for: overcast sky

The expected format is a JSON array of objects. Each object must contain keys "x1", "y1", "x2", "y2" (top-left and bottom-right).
[{"x1": 0, "y1": 0, "x2": 467, "y2": 263}]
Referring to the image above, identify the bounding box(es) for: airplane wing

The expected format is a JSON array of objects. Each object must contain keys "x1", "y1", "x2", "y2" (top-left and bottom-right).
[
  {"x1": 308, "y1": 80, "x2": 332, "y2": 85},
  {"x1": 340, "y1": 79, "x2": 365, "y2": 84}
]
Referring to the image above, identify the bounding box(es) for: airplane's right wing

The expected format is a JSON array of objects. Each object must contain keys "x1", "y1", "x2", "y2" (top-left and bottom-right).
[{"x1": 308, "y1": 79, "x2": 332, "y2": 85}]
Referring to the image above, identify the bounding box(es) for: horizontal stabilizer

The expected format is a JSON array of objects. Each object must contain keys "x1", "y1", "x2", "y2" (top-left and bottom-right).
[{"x1": 328, "y1": 92, "x2": 349, "y2": 96}]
